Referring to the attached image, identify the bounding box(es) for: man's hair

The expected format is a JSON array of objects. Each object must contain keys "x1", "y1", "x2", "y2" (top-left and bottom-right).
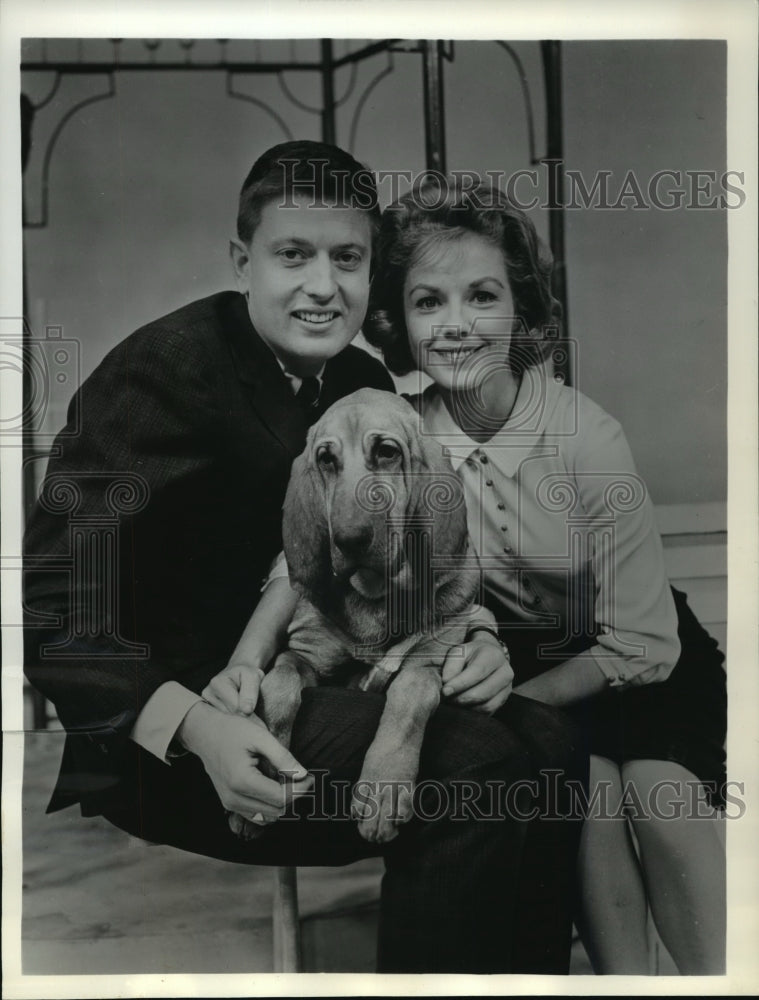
[
  {"x1": 363, "y1": 176, "x2": 560, "y2": 377},
  {"x1": 236, "y1": 140, "x2": 381, "y2": 245}
]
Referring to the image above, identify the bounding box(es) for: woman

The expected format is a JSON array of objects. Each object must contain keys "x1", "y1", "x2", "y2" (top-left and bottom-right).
[{"x1": 361, "y1": 175, "x2": 727, "y2": 975}]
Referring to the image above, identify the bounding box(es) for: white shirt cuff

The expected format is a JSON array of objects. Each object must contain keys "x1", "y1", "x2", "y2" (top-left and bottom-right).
[{"x1": 130, "y1": 681, "x2": 204, "y2": 764}]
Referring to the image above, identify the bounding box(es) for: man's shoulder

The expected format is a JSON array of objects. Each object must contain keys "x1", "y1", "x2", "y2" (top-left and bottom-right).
[
  {"x1": 130, "y1": 290, "x2": 240, "y2": 347},
  {"x1": 95, "y1": 291, "x2": 242, "y2": 378}
]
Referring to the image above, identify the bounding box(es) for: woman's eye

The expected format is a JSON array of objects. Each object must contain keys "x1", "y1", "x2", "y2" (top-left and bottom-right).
[
  {"x1": 415, "y1": 296, "x2": 439, "y2": 311},
  {"x1": 472, "y1": 290, "x2": 497, "y2": 304}
]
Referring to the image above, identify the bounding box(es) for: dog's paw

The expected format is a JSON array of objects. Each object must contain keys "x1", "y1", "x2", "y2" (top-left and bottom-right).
[
  {"x1": 226, "y1": 810, "x2": 268, "y2": 841},
  {"x1": 351, "y1": 779, "x2": 415, "y2": 844}
]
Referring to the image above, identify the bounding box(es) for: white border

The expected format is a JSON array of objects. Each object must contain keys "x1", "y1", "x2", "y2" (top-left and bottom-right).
[{"x1": 2, "y1": 1, "x2": 757, "y2": 996}]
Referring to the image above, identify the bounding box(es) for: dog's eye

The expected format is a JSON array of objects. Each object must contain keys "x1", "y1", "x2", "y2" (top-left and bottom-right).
[
  {"x1": 375, "y1": 440, "x2": 401, "y2": 463},
  {"x1": 316, "y1": 447, "x2": 336, "y2": 469}
]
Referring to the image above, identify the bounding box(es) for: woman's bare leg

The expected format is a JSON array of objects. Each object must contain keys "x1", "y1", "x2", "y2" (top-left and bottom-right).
[
  {"x1": 623, "y1": 759, "x2": 725, "y2": 974},
  {"x1": 575, "y1": 754, "x2": 650, "y2": 974}
]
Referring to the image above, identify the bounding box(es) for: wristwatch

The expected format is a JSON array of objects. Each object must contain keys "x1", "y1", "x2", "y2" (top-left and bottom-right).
[{"x1": 464, "y1": 624, "x2": 510, "y2": 658}]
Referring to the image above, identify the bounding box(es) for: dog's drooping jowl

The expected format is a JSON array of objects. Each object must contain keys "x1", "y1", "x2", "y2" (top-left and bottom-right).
[{"x1": 231, "y1": 389, "x2": 486, "y2": 843}]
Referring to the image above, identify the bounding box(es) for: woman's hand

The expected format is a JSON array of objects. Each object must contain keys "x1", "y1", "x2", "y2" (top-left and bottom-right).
[
  {"x1": 202, "y1": 662, "x2": 265, "y2": 717},
  {"x1": 441, "y1": 631, "x2": 513, "y2": 714}
]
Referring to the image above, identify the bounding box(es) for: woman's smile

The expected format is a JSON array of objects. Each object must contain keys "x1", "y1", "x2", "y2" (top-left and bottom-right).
[
  {"x1": 426, "y1": 340, "x2": 488, "y2": 364},
  {"x1": 404, "y1": 233, "x2": 516, "y2": 389}
]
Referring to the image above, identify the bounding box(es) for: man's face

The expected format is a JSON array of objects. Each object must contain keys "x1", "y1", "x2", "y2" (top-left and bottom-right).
[{"x1": 231, "y1": 195, "x2": 372, "y2": 376}]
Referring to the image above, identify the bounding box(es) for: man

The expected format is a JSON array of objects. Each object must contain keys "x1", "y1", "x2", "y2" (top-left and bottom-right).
[{"x1": 24, "y1": 141, "x2": 585, "y2": 973}]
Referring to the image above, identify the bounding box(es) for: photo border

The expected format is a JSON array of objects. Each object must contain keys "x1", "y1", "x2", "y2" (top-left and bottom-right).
[{"x1": 2, "y1": 1, "x2": 757, "y2": 996}]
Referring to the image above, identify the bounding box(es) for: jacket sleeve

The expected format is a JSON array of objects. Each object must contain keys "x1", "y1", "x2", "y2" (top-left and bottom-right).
[{"x1": 23, "y1": 323, "x2": 223, "y2": 740}]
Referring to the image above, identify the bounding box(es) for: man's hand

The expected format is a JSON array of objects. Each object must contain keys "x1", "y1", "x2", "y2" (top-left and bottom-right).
[
  {"x1": 441, "y1": 632, "x2": 513, "y2": 714},
  {"x1": 176, "y1": 701, "x2": 313, "y2": 822},
  {"x1": 202, "y1": 662, "x2": 264, "y2": 717}
]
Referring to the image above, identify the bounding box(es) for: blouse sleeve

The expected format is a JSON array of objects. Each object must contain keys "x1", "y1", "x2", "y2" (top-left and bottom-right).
[
  {"x1": 262, "y1": 549, "x2": 290, "y2": 590},
  {"x1": 570, "y1": 400, "x2": 680, "y2": 688}
]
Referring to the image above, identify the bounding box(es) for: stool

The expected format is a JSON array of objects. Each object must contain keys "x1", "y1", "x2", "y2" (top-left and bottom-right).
[{"x1": 272, "y1": 865, "x2": 302, "y2": 971}]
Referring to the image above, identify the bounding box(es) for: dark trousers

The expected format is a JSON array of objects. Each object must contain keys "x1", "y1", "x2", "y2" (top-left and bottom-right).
[
  {"x1": 102, "y1": 687, "x2": 587, "y2": 974},
  {"x1": 497, "y1": 696, "x2": 588, "y2": 974}
]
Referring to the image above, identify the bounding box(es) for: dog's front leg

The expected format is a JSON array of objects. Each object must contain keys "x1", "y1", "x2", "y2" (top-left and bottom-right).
[
  {"x1": 257, "y1": 649, "x2": 317, "y2": 755},
  {"x1": 228, "y1": 650, "x2": 316, "y2": 841},
  {"x1": 352, "y1": 663, "x2": 442, "y2": 844}
]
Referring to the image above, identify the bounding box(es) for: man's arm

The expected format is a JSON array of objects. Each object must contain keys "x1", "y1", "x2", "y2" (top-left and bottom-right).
[
  {"x1": 24, "y1": 324, "x2": 223, "y2": 741},
  {"x1": 176, "y1": 700, "x2": 313, "y2": 820},
  {"x1": 130, "y1": 681, "x2": 203, "y2": 763}
]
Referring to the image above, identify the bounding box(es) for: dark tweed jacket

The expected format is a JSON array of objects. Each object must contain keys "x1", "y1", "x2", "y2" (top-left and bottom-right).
[{"x1": 23, "y1": 291, "x2": 394, "y2": 813}]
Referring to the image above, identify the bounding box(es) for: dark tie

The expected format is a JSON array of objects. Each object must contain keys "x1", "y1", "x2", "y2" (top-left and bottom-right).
[{"x1": 295, "y1": 375, "x2": 321, "y2": 413}]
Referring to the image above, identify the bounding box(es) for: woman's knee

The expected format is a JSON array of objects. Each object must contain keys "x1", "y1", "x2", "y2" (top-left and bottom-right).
[{"x1": 621, "y1": 759, "x2": 725, "y2": 848}]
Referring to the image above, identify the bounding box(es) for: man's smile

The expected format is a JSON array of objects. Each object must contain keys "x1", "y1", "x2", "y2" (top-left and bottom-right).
[{"x1": 292, "y1": 309, "x2": 340, "y2": 325}]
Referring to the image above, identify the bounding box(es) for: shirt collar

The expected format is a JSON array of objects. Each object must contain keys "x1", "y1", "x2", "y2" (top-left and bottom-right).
[
  {"x1": 269, "y1": 352, "x2": 325, "y2": 395},
  {"x1": 421, "y1": 365, "x2": 564, "y2": 477}
]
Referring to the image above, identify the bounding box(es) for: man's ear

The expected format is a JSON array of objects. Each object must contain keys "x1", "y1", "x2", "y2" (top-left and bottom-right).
[{"x1": 229, "y1": 238, "x2": 251, "y2": 293}]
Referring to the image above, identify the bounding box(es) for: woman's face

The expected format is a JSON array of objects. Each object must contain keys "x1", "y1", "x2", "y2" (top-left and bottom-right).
[{"x1": 403, "y1": 232, "x2": 516, "y2": 392}]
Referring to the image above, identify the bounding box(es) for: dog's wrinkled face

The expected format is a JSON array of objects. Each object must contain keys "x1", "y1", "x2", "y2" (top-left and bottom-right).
[
  {"x1": 311, "y1": 391, "x2": 417, "y2": 599},
  {"x1": 283, "y1": 388, "x2": 468, "y2": 607}
]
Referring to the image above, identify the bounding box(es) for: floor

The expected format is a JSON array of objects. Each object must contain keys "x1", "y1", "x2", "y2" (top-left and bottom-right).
[{"x1": 17, "y1": 727, "x2": 657, "y2": 979}]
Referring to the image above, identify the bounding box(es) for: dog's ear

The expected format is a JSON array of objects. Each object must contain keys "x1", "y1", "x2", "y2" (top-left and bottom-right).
[
  {"x1": 405, "y1": 418, "x2": 469, "y2": 558},
  {"x1": 282, "y1": 447, "x2": 331, "y2": 596}
]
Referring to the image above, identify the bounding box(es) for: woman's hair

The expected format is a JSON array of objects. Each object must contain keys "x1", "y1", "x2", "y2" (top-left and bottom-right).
[{"x1": 363, "y1": 176, "x2": 560, "y2": 376}]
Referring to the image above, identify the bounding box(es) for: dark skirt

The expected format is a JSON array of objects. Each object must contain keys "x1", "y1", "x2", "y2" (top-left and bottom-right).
[{"x1": 499, "y1": 587, "x2": 728, "y2": 808}]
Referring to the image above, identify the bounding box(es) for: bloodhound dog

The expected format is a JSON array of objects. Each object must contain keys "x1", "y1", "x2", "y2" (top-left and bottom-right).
[{"x1": 238, "y1": 388, "x2": 481, "y2": 843}]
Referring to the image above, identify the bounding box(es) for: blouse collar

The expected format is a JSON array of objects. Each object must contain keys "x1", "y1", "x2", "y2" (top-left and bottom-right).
[{"x1": 421, "y1": 364, "x2": 565, "y2": 478}]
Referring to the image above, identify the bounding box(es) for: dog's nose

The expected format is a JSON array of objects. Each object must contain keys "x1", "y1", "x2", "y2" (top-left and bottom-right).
[{"x1": 333, "y1": 522, "x2": 374, "y2": 558}]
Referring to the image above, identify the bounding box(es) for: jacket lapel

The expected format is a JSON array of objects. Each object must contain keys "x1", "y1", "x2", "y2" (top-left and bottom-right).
[{"x1": 221, "y1": 294, "x2": 311, "y2": 458}]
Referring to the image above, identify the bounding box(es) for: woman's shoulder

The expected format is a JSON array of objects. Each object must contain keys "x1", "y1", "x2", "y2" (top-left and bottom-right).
[
  {"x1": 546, "y1": 380, "x2": 639, "y2": 478},
  {"x1": 548, "y1": 378, "x2": 624, "y2": 440}
]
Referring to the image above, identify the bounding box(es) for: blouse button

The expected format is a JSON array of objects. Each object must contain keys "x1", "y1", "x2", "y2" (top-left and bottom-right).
[
  {"x1": 485, "y1": 479, "x2": 493, "y2": 487},
  {"x1": 497, "y1": 502, "x2": 505, "y2": 511},
  {"x1": 479, "y1": 454, "x2": 489, "y2": 464},
  {"x1": 500, "y1": 525, "x2": 507, "y2": 531},
  {"x1": 503, "y1": 546, "x2": 512, "y2": 554}
]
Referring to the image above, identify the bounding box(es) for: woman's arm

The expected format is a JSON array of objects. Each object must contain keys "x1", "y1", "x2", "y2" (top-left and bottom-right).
[
  {"x1": 228, "y1": 574, "x2": 299, "y2": 672},
  {"x1": 513, "y1": 656, "x2": 609, "y2": 707},
  {"x1": 201, "y1": 573, "x2": 299, "y2": 716},
  {"x1": 561, "y1": 402, "x2": 680, "y2": 691},
  {"x1": 517, "y1": 398, "x2": 680, "y2": 706}
]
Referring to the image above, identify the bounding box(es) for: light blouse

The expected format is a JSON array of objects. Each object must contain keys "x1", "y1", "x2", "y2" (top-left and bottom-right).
[{"x1": 413, "y1": 366, "x2": 681, "y2": 690}]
